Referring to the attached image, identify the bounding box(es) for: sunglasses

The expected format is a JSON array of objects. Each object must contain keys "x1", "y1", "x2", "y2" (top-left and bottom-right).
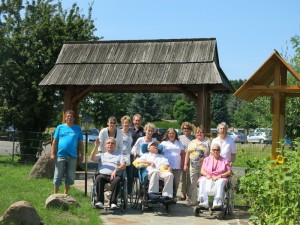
[{"x1": 212, "y1": 149, "x2": 220, "y2": 151}]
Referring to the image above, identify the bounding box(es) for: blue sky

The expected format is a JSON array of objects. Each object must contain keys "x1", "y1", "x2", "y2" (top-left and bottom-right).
[{"x1": 60, "y1": 0, "x2": 300, "y2": 80}]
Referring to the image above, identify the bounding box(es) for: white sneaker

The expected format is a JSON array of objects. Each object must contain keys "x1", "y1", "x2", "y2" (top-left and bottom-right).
[
  {"x1": 95, "y1": 202, "x2": 104, "y2": 209},
  {"x1": 212, "y1": 198, "x2": 222, "y2": 209},
  {"x1": 110, "y1": 203, "x2": 118, "y2": 209},
  {"x1": 198, "y1": 197, "x2": 208, "y2": 208}
]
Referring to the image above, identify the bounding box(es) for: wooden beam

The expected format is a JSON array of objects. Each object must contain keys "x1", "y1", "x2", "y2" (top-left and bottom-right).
[
  {"x1": 177, "y1": 85, "x2": 197, "y2": 103},
  {"x1": 248, "y1": 85, "x2": 300, "y2": 93}
]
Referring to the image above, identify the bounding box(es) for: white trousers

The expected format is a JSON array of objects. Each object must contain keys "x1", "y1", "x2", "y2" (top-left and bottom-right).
[
  {"x1": 148, "y1": 170, "x2": 174, "y2": 198},
  {"x1": 198, "y1": 177, "x2": 227, "y2": 202}
]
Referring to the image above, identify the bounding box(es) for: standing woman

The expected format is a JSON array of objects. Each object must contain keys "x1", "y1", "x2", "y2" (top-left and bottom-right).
[
  {"x1": 211, "y1": 122, "x2": 236, "y2": 165},
  {"x1": 178, "y1": 122, "x2": 195, "y2": 201},
  {"x1": 184, "y1": 126, "x2": 210, "y2": 206},
  {"x1": 98, "y1": 116, "x2": 123, "y2": 154},
  {"x1": 131, "y1": 122, "x2": 157, "y2": 158},
  {"x1": 120, "y1": 115, "x2": 133, "y2": 193},
  {"x1": 161, "y1": 128, "x2": 185, "y2": 197}
]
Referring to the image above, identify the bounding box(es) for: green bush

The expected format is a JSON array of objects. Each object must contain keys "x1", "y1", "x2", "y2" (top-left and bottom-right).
[{"x1": 239, "y1": 140, "x2": 300, "y2": 225}]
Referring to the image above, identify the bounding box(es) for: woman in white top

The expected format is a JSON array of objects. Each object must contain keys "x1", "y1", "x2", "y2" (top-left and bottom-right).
[
  {"x1": 211, "y1": 122, "x2": 236, "y2": 165},
  {"x1": 160, "y1": 128, "x2": 185, "y2": 197},
  {"x1": 131, "y1": 122, "x2": 157, "y2": 157},
  {"x1": 98, "y1": 116, "x2": 123, "y2": 154},
  {"x1": 120, "y1": 115, "x2": 133, "y2": 194}
]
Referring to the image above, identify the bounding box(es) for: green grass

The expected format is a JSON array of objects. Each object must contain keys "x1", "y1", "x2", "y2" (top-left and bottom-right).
[{"x1": 0, "y1": 163, "x2": 101, "y2": 225}]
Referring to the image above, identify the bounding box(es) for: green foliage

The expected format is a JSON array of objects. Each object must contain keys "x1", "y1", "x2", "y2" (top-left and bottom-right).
[
  {"x1": 239, "y1": 141, "x2": 300, "y2": 224},
  {"x1": 127, "y1": 93, "x2": 161, "y2": 123},
  {"x1": 0, "y1": 163, "x2": 100, "y2": 224},
  {"x1": 80, "y1": 93, "x2": 132, "y2": 127},
  {"x1": 154, "y1": 93, "x2": 183, "y2": 119},
  {"x1": 173, "y1": 99, "x2": 195, "y2": 125},
  {"x1": 211, "y1": 93, "x2": 230, "y2": 125},
  {"x1": 0, "y1": 0, "x2": 98, "y2": 161}
]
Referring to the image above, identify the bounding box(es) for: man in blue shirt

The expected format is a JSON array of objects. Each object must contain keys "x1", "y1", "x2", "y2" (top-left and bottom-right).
[{"x1": 51, "y1": 110, "x2": 84, "y2": 195}]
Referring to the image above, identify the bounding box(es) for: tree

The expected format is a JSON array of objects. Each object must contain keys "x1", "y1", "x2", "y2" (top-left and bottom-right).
[
  {"x1": 0, "y1": 0, "x2": 98, "y2": 161},
  {"x1": 127, "y1": 93, "x2": 161, "y2": 123},
  {"x1": 79, "y1": 93, "x2": 132, "y2": 128},
  {"x1": 211, "y1": 93, "x2": 230, "y2": 125},
  {"x1": 173, "y1": 99, "x2": 195, "y2": 125}
]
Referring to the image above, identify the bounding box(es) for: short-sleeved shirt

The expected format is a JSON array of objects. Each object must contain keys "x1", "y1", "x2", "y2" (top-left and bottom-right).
[
  {"x1": 93, "y1": 151, "x2": 126, "y2": 175},
  {"x1": 131, "y1": 136, "x2": 157, "y2": 156},
  {"x1": 129, "y1": 127, "x2": 144, "y2": 146},
  {"x1": 53, "y1": 124, "x2": 83, "y2": 158},
  {"x1": 211, "y1": 136, "x2": 236, "y2": 162},
  {"x1": 137, "y1": 152, "x2": 169, "y2": 174},
  {"x1": 161, "y1": 140, "x2": 184, "y2": 169},
  {"x1": 178, "y1": 135, "x2": 194, "y2": 151},
  {"x1": 98, "y1": 128, "x2": 123, "y2": 154},
  {"x1": 187, "y1": 138, "x2": 210, "y2": 172}
]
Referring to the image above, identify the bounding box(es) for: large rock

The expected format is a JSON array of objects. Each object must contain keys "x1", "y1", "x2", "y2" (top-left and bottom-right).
[
  {"x1": 45, "y1": 194, "x2": 79, "y2": 210},
  {"x1": 0, "y1": 201, "x2": 41, "y2": 225},
  {"x1": 29, "y1": 151, "x2": 55, "y2": 179}
]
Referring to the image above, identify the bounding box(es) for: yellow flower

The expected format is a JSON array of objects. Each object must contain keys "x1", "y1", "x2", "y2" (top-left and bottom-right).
[{"x1": 276, "y1": 154, "x2": 285, "y2": 165}]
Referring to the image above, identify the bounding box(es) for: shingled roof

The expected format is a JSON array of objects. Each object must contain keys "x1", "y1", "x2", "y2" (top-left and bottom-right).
[{"x1": 40, "y1": 38, "x2": 233, "y2": 93}]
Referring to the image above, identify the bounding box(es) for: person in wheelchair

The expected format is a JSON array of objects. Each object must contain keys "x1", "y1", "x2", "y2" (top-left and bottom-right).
[
  {"x1": 197, "y1": 143, "x2": 231, "y2": 209},
  {"x1": 90, "y1": 137, "x2": 126, "y2": 209},
  {"x1": 136, "y1": 141, "x2": 174, "y2": 202}
]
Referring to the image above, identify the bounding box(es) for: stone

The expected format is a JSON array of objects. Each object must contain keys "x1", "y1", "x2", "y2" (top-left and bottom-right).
[
  {"x1": 29, "y1": 151, "x2": 55, "y2": 179},
  {"x1": 45, "y1": 194, "x2": 79, "y2": 210},
  {"x1": 0, "y1": 200, "x2": 41, "y2": 225}
]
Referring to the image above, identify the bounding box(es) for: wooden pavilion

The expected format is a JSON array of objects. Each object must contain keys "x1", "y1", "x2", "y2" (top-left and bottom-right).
[
  {"x1": 234, "y1": 50, "x2": 300, "y2": 159},
  {"x1": 39, "y1": 38, "x2": 234, "y2": 133}
]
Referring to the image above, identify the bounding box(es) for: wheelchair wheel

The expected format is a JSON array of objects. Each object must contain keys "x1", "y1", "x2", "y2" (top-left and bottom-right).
[
  {"x1": 120, "y1": 178, "x2": 128, "y2": 211},
  {"x1": 90, "y1": 184, "x2": 97, "y2": 209},
  {"x1": 129, "y1": 177, "x2": 140, "y2": 208},
  {"x1": 221, "y1": 201, "x2": 227, "y2": 219},
  {"x1": 227, "y1": 188, "x2": 234, "y2": 215}
]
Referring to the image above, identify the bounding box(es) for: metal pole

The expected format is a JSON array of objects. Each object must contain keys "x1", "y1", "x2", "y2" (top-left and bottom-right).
[{"x1": 85, "y1": 131, "x2": 88, "y2": 196}]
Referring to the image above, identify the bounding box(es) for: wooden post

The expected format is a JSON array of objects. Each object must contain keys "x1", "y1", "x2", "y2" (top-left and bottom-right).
[{"x1": 196, "y1": 85, "x2": 211, "y2": 133}]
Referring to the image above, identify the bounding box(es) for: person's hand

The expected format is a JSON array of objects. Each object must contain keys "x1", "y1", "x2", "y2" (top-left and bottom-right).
[
  {"x1": 110, "y1": 169, "x2": 117, "y2": 180},
  {"x1": 184, "y1": 164, "x2": 188, "y2": 171},
  {"x1": 150, "y1": 161, "x2": 156, "y2": 168},
  {"x1": 50, "y1": 153, "x2": 56, "y2": 161},
  {"x1": 212, "y1": 175, "x2": 222, "y2": 181},
  {"x1": 205, "y1": 174, "x2": 212, "y2": 179},
  {"x1": 95, "y1": 138, "x2": 100, "y2": 147}
]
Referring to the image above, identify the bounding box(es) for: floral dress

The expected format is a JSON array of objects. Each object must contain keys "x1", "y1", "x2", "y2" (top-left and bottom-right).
[{"x1": 187, "y1": 138, "x2": 210, "y2": 173}]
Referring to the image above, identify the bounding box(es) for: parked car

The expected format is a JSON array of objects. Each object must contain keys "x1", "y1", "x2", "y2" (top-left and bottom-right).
[
  {"x1": 227, "y1": 131, "x2": 247, "y2": 144},
  {"x1": 247, "y1": 132, "x2": 272, "y2": 144},
  {"x1": 84, "y1": 128, "x2": 99, "y2": 143},
  {"x1": 153, "y1": 128, "x2": 168, "y2": 141},
  {"x1": 175, "y1": 129, "x2": 183, "y2": 136}
]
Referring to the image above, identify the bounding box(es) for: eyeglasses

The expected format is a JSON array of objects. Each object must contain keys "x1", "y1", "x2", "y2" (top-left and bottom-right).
[
  {"x1": 109, "y1": 122, "x2": 116, "y2": 125},
  {"x1": 106, "y1": 142, "x2": 115, "y2": 145},
  {"x1": 196, "y1": 131, "x2": 204, "y2": 133},
  {"x1": 212, "y1": 149, "x2": 220, "y2": 151},
  {"x1": 183, "y1": 127, "x2": 191, "y2": 130}
]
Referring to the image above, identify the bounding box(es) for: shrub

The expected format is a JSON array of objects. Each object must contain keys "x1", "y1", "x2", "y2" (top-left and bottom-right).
[{"x1": 239, "y1": 140, "x2": 300, "y2": 225}]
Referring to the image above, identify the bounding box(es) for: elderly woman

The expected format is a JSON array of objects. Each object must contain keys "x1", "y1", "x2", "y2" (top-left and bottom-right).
[
  {"x1": 98, "y1": 116, "x2": 123, "y2": 154},
  {"x1": 211, "y1": 122, "x2": 236, "y2": 164},
  {"x1": 198, "y1": 143, "x2": 231, "y2": 209},
  {"x1": 184, "y1": 126, "x2": 210, "y2": 206},
  {"x1": 161, "y1": 128, "x2": 185, "y2": 197},
  {"x1": 131, "y1": 122, "x2": 157, "y2": 157},
  {"x1": 178, "y1": 121, "x2": 195, "y2": 201}
]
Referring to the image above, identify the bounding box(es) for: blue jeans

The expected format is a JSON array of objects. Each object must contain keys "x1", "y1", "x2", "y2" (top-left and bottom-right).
[{"x1": 53, "y1": 156, "x2": 77, "y2": 186}]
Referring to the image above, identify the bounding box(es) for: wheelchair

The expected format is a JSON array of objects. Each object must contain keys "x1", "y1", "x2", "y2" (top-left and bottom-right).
[
  {"x1": 193, "y1": 175, "x2": 236, "y2": 219},
  {"x1": 129, "y1": 143, "x2": 176, "y2": 213},
  {"x1": 90, "y1": 169, "x2": 128, "y2": 212}
]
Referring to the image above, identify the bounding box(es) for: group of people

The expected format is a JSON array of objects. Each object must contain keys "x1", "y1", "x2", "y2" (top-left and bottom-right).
[{"x1": 50, "y1": 110, "x2": 236, "y2": 210}]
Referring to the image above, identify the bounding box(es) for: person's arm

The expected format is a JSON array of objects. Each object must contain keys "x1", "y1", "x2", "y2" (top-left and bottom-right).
[
  {"x1": 184, "y1": 151, "x2": 190, "y2": 171},
  {"x1": 77, "y1": 140, "x2": 84, "y2": 163},
  {"x1": 180, "y1": 149, "x2": 185, "y2": 169},
  {"x1": 111, "y1": 162, "x2": 127, "y2": 180},
  {"x1": 50, "y1": 138, "x2": 58, "y2": 160},
  {"x1": 90, "y1": 138, "x2": 100, "y2": 161},
  {"x1": 231, "y1": 153, "x2": 236, "y2": 164}
]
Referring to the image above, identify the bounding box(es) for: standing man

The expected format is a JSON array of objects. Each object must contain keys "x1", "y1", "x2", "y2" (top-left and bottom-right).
[
  {"x1": 129, "y1": 114, "x2": 144, "y2": 146},
  {"x1": 50, "y1": 110, "x2": 84, "y2": 195}
]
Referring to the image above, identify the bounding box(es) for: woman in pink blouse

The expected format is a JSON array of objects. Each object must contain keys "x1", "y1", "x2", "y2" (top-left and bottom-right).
[{"x1": 197, "y1": 143, "x2": 231, "y2": 209}]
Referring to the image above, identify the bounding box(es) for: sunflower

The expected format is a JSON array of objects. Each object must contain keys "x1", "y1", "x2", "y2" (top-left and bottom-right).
[{"x1": 276, "y1": 154, "x2": 285, "y2": 165}]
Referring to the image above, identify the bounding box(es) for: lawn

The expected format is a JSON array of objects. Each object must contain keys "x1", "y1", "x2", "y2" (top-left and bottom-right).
[{"x1": 0, "y1": 163, "x2": 101, "y2": 225}]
